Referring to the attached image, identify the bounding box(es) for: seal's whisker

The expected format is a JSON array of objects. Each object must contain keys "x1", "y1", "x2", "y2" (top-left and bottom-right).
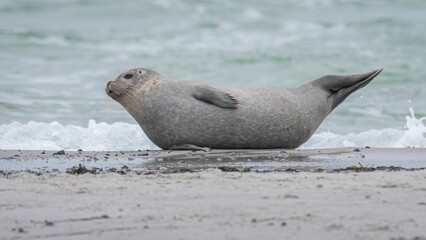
[
  {"x1": 121, "y1": 88, "x2": 138, "y2": 98},
  {"x1": 104, "y1": 91, "x2": 110, "y2": 110},
  {"x1": 118, "y1": 88, "x2": 139, "y2": 106}
]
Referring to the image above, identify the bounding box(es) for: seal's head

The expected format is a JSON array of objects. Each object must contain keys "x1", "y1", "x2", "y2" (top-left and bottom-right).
[{"x1": 105, "y1": 68, "x2": 162, "y2": 103}]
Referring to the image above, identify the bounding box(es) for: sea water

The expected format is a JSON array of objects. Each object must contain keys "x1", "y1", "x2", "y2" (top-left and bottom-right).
[{"x1": 0, "y1": 0, "x2": 425, "y2": 150}]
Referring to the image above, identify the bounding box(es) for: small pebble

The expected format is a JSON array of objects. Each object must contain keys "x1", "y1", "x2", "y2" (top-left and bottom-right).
[
  {"x1": 45, "y1": 220, "x2": 54, "y2": 226},
  {"x1": 53, "y1": 150, "x2": 65, "y2": 155}
]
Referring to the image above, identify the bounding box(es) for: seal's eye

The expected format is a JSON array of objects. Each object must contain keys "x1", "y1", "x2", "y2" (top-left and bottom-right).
[{"x1": 123, "y1": 74, "x2": 133, "y2": 79}]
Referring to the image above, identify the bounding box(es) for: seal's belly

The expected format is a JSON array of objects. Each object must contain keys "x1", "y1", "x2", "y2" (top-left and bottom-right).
[{"x1": 142, "y1": 93, "x2": 311, "y2": 149}]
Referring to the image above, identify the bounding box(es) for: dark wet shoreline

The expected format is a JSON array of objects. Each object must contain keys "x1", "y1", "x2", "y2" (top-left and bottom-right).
[{"x1": 1, "y1": 148, "x2": 425, "y2": 175}]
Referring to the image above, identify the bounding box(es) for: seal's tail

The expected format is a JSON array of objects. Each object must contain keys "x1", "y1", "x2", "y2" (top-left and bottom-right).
[{"x1": 313, "y1": 68, "x2": 383, "y2": 110}]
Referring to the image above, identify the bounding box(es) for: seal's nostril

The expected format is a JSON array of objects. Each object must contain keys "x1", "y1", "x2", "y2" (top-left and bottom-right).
[{"x1": 107, "y1": 81, "x2": 112, "y2": 88}]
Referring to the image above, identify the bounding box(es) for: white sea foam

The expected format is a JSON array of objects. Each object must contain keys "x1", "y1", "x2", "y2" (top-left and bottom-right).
[
  {"x1": 302, "y1": 107, "x2": 426, "y2": 148},
  {"x1": 0, "y1": 108, "x2": 425, "y2": 151},
  {"x1": 28, "y1": 35, "x2": 69, "y2": 47},
  {"x1": 0, "y1": 120, "x2": 158, "y2": 151},
  {"x1": 242, "y1": 8, "x2": 263, "y2": 21}
]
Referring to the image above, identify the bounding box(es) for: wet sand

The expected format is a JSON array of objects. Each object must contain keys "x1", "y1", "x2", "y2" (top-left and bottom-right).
[
  {"x1": 1, "y1": 148, "x2": 426, "y2": 239},
  {"x1": 1, "y1": 147, "x2": 426, "y2": 174}
]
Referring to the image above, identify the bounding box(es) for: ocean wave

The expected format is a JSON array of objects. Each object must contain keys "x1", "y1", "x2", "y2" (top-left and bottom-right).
[
  {"x1": 302, "y1": 108, "x2": 426, "y2": 148},
  {"x1": 0, "y1": 108, "x2": 425, "y2": 151},
  {"x1": 0, "y1": 120, "x2": 158, "y2": 151}
]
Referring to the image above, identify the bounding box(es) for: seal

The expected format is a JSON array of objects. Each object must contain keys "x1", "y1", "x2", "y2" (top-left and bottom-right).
[{"x1": 106, "y1": 68, "x2": 382, "y2": 150}]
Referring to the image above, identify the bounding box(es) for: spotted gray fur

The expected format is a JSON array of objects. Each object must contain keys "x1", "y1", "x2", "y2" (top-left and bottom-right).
[{"x1": 106, "y1": 68, "x2": 382, "y2": 149}]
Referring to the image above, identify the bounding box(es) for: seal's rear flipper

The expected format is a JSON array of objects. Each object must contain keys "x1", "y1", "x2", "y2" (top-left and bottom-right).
[
  {"x1": 193, "y1": 85, "x2": 239, "y2": 109},
  {"x1": 168, "y1": 144, "x2": 210, "y2": 152},
  {"x1": 314, "y1": 68, "x2": 383, "y2": 110}
]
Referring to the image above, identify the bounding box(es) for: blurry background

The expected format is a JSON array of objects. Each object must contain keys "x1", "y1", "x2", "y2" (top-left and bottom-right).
[{"x1": 0, "y1": 0, "x2": 425, "y2": 150}]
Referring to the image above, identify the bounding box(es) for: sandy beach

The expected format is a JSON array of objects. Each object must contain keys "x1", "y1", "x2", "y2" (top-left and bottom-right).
[
  {"x1": 1, "y1": 169, "x2": 425, "y2": 240},
  {"x1": 1, "y1": 147, "x2": 426, "y2": 240},
  {"x1": 2, "y1": 0, "x2": 426, "y2": 239}
]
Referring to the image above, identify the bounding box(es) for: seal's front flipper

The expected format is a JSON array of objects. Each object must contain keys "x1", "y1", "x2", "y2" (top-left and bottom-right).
[
  {"x1": 193, "y1": 85, "x2": 239, "y2": 109},
  {"x1": 168, "y1": 144, "x2": 210, "y2": 152},
  {"x1": 314, "y1": 68, "x2": 383, "y2": 110}
]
